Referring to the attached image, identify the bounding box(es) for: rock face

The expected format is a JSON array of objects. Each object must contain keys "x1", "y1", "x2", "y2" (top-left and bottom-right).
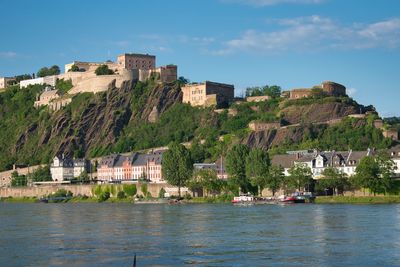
[
  {"x1": 244, "y1": 101, "x2": 364, "y2": 149},
  {"x1": 244, "y1": 126, "x2": 325, "y2": 149},
  {"x1": 280, "y1": 101, "x2": 359, "y2": 125},
  {"x1": 14, "y1": 81, "x2": 182, "y2": 159}
]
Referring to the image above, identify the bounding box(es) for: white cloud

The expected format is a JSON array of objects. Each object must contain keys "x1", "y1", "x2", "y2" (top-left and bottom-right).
[
  {"x1": 212, "y1": 16, "x2": 400, "y2": 55},
  {"x1": 222, "y1": 0, "x2": 323, "y2": 6},
  {"x1": 0, "y1": 51, "x2": 17, "y2": 58}
]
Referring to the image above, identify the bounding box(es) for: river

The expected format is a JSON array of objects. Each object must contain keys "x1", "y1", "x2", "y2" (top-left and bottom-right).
[{"x1": 1, "y1": 203, "x2": 400, "y2": 266}]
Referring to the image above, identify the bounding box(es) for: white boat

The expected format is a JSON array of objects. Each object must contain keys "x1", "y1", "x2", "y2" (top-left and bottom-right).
[{"x1": 232, "y1": 193, "x2": 254, "y2": 203}]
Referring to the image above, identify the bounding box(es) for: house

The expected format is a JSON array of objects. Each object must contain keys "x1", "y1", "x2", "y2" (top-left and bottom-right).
[
  {"x1": 193, "y1": 156, "x2": 228, "y2": 180},
  {"x1": 97, "y1": 151, "x2": 164, "y2": 183},
  {"x1": 271, "y1": 149, "x2": 371, "y2": 179},
  {"x1": 50, "y1": 155, "x2": 89, "y2": 181},
  {"x1": 182, "y1": 81, "x2": 234, "y2": 107}
]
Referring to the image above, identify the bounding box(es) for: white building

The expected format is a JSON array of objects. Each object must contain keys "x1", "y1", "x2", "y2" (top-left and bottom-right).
[
  {"x1": 50, "y1": 155, "x2": 89, "y2": 181},
  {"x1": 20, "y1": 75, "x2": 57, "y2": 88},
  {"x1": 272, "y1": 149, "x2": 374, "y2": 179}
]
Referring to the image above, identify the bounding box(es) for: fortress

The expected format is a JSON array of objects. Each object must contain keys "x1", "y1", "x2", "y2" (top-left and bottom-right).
[
  {"x1": 23, "y1": 52, "x2": 178, "y2": 109},
  {"x1": 289, "y1": 81, "x2": 346, "y2": 99}
]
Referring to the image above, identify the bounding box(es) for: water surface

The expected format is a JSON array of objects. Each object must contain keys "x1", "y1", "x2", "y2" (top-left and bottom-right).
[{"x1": 1, "y1": 203, "x2": 400, "y2": 266}]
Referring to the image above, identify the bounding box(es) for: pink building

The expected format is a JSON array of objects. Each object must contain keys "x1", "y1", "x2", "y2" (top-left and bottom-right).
[{"x1": 97, "y1": 151, "x2": 164, "y2": 183}]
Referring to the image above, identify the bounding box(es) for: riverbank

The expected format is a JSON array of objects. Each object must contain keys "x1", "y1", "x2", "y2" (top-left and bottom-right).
[{"x1": 315, "y1": 195, "x2": 400, "y2": 204}]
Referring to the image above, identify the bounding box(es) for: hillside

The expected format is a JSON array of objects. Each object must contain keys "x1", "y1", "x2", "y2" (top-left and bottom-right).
[{"x1": 0, "y1": 80, "x2": 396, "y2": 171}]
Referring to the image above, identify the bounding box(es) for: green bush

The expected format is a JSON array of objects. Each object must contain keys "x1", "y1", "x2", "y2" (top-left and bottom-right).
[
  {"x1": 98, "y1": 191, "x2": 110, "y2": 202},
  {"x1": 158, "y1": 187, "x2": 166, "y2": 198},
  {"x1": 95, "y1": 65, "x2": 114, "y2": 76},
  {"x1": 117, "y1": 191, "x2": 126, "y2": 199},
  {"x1": 123, "y1": 184, "x2": 137, "y2": 197}
]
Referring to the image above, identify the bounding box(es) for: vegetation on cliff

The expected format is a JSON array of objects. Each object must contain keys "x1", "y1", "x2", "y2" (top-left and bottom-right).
[{"x1": 0, "y1": 79, "x2": 397, "y2": 172}]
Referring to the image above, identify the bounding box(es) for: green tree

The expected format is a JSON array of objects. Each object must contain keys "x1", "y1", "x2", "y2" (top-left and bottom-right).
[
  {"x1": 318, "y1": 167, "x2": 348, "y2": 195},
  {"x1": 354, "y1": 154, "x2": 394, "y2": 195},
  {"x1": 266, "y1": 165, "x2": 285, "y2": 196},
  {"x1": 10, "y1": 171, "x2": 27, "y2": 186},
  {"x1": 77, "y1": 171, "x2": 90, "y2": 183},
  {"x1": 28, "y1": 166, "x2": 52, "y2": 182},
  {"x1": 141, "y1": 183, "x2": 148, "y2": 197},
  {"x1": 123, "y1": 184, "x2": 137, "y2": 197},
  {"x1": 190, "y1": 139, "x2": 205, "y2": 163},
  {"x1": 226, "y1": 144, "x2": 251, "y2": 193},
  {"x1": 158, "y1": 187, "x2": 166, "y2": 198},
  {"x1": 287, "y1": 164, "x2": 313, "y2": 192},
  {"x1": 37, "y1": 65, "x2": 60, "y2": 77},
  {"x1": 95, "y1": 65, "x2": 114, "y2": 75},
  {"x1": 245, "y1": 148, "x2": 270, "y2": 195},
  {"x1": 162, "y1": 142, "x2": 193, "y2": 197},
  {"x1": 68, "y1": 64, "x2": 80, "y2": 72},
  {"x1": 98, "y1": 191, "x2": 110, "y2": 202},
  {"x1": 197, "y1": 169, "x2": 223, "y2": 197}
]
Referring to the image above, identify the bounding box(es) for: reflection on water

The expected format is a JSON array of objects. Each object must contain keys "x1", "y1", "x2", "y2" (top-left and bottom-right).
[{"x1": 1, "y1": 203, "x2": 400, "y2": 266}]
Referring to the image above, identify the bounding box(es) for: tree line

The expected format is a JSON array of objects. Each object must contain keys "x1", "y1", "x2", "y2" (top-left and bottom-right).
[{"x1": 162, "y1": 142, "x2": 397, "y2": 197}]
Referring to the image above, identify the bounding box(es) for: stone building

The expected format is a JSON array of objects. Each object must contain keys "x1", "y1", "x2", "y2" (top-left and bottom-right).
[
  {"x1": 373, "y1": 119, "x2": 384, "y2": 129},
  {"x1": 0, "y1": 77, "x2": 15, "y2": 88},
  {"x1": 246, "y1": 95, "x2": 270, "y2": 102},
  {"x1": 117, "y1": 53, "x2": 156, "y2": 71},
  {"x1": 139, "y1": 64, "x2": 177, "y2": 83},
  {"x1": 50, "y1": 155, "x2": 89, "y2": 182},
  {"x1": 289, "y1": 81, "x2": 347, "y2": 99},
  {"x1": 34, "y1": 89, "x2": 60, "y2": 108},
  {"x1": 248, "y1": 121, "x2": 281, "y2": 131},
  {"x1": 383, "y1": 129, "x2": 398, "y2": 141},
  {"x1": 182, "y1": 81, "x2": 234, "y2": 107},
  {"x1": 321, "y1": 81, "x2": 346, "y2": 97},
  {"x1": 289, "y1": 88, "x2": 313, "y2": 99}
]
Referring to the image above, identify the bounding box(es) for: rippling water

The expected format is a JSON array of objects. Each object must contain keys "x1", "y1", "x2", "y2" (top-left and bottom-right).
[{"x1": 1, "y1": 203, "x2": 400, "y2": 266}]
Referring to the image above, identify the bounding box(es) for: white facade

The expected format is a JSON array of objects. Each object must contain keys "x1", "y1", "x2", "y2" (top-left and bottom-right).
[
  {"x1": 20, "y1": 76, "x2": 57, "y2": 88},
  {"x1": 50, "y1": 156, "x2": 88, "y2": 181}
]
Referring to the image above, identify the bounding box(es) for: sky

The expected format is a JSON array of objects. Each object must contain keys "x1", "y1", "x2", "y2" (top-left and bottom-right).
[{"x1": 1, "y1": 0, "x2": 399, "y2": 116}]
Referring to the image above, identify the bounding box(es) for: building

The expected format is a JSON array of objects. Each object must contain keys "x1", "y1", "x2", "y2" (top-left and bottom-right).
[
  {"x1": 373, "y1": 119, "x2": 384, "y2": 129},
  {"x1": 289, "y1": 81, "x2": 347, "y2": 99},
  {"x1": 20, "y1": 75, "x2": 57, "y2": 88},
  {"x1": 0, "y1": 77, "x2": 15, "y2": 89},
  {"x1": 193, "y1": 157, "x2": 228, "y2": 180},
  {"x1": 321, "y1": 81, "x2": 346, "y2": 97},
  {"x1": 289, "y1": 88, "x2": 313, "y2": 99},
  {"x1": 97, "y1": 151, "x2": 164, "y2": 183},
  {"x1": 182, "y1": 81, "x2": 234, "y2": 107},
  {"x1": 34, "y1": 89, "x2": 60, "y2": 108},
  {"x1": 383, "y1": 129, "x2": 399, "y2": 141},
  {"x1": 139, "y1": 64, "x2": 177, "y2": 83},
  {"x1": 271, "y1": 149, "x2": 373, "y2": 179},
  {"x1": 246, "y1": 95, "x2": 270, "y2": 102},
  {"x1": 50, "y1": 155, "x2": 89, "y2": 182},
  {"x1": 248, "y1": 121, "x2": 281, "y2": 132},
  {"x1": 117, "y1": 53, "x2": 156, "y2": 71}
]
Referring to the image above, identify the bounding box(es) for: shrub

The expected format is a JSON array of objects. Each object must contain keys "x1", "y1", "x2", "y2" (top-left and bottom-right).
[
  {"x1": 95, "y1": 65, "x2": 114, "y2": 76},
  {"x1": 117, "y1": 191, "x2": 126, "y2": 199},
  {"x1": 123, "y1": 184, "x2": 137, "y2": 197},
  {"x1": 158, "y1": 187, "x2": 166, "y2": 198},
  {"x1": 98, "y1": 191, "x2": 110, "y2": 202}
]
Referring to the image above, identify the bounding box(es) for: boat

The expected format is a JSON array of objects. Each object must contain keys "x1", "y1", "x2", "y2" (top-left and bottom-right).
[
  {"x1": 232, "y1": 193, "x2": 254, "y2": 204},
  {"x1": 278, "y1": 192, "x2": 314, "y2": 204}
]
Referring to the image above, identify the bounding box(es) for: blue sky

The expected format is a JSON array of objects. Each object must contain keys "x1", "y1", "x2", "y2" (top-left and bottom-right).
[{"x1": 1, "y1": 0, "x2": 399, "y2": 116}]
